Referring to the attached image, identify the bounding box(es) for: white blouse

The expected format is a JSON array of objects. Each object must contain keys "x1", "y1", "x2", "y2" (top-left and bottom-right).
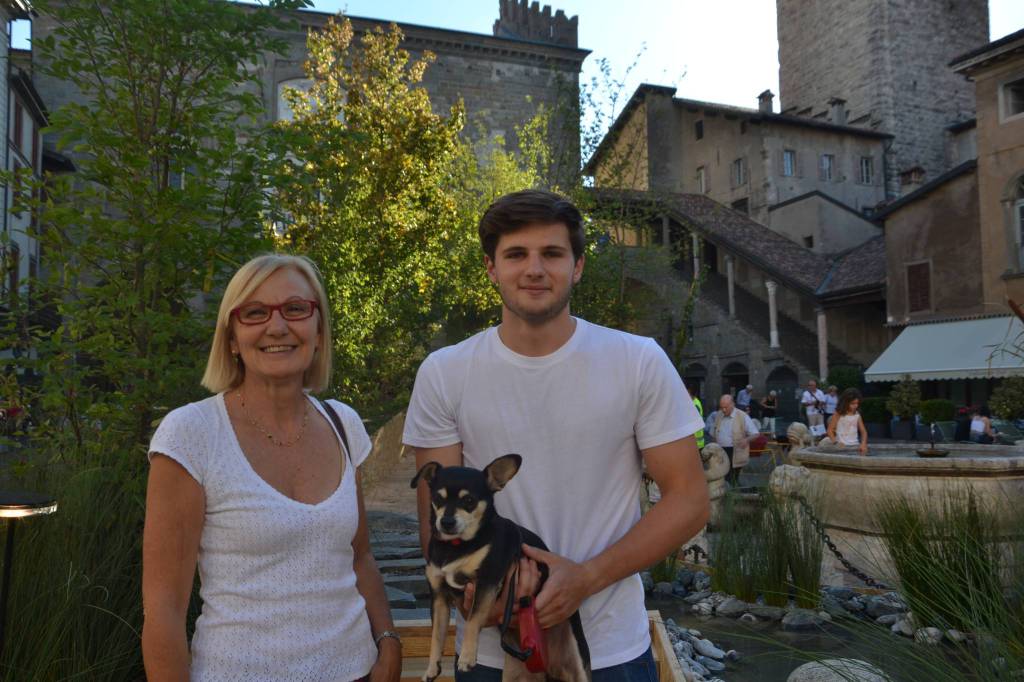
[{"x1": 148, "y1": 393, "x2": 375, "y2": 682}]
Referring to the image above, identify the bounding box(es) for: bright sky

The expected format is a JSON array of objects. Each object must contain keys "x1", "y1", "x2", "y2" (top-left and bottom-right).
[{"x1": 11, "y1": 1, "x2": 1024, "y2": 118}]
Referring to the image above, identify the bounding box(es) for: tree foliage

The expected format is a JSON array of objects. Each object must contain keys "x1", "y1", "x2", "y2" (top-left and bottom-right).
[
  {"x1": 991, "y1": 376, "x2": 1024, "y2": 420},
  {"x1": 0, "y1": 1, "x2": 308, "y2": 678}
]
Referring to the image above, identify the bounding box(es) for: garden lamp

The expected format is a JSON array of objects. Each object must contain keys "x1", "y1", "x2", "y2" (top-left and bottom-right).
[{"x1": 0, "y1": 492, "x2": 57, "y2": 657}]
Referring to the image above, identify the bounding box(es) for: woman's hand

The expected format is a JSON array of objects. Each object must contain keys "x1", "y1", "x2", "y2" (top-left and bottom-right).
[
  {"x1": 859, "y1": 442, "x2": 868, "y2": 455},
  {"x1": 368, "y1": 638, "x2": 401, "y2": 682}
]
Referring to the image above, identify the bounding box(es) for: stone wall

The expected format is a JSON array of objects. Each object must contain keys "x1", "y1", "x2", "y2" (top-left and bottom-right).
[
  {"x1": 971, "y1": 55, "x2": 1024, "y2": 309},
  {"x1": 30, "y1": 4, "x2": 587, "y2": 182},
  {"x1": 777, "y1": 0, "x2": 988, "y2": 197},
  {"x1": 883, "y1": 169, "x2": 984, "y2": 322}
]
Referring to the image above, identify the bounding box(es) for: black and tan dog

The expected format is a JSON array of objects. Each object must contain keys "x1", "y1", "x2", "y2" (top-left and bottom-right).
[{"x1": 410, "y1": 454, "x2": 591, "y2": 681}]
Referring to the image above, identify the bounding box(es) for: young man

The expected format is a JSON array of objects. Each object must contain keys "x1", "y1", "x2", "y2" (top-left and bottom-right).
[{"x1": 403, "y1": 190, "x2": 709, "y2": 680}]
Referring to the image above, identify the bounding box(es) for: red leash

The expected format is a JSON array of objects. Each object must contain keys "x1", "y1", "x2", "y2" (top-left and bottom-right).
[{"x1": 516, "y1": 595, "x2": 548, "y2": 673}]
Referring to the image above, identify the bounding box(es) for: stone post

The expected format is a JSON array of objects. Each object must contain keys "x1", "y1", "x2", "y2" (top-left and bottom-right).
[
  {"x1": 691, "y1": 232, "x2": 701, "y2": 275},
  {"x1": 725, "y1": 254, "x2": 735, "y2": 318},
  {"x1": 766, "y1": 279, "x2": 780, "y2": 348},
  {"x1": 816, "y1": 306, "x2": 828, "y2": 380}
]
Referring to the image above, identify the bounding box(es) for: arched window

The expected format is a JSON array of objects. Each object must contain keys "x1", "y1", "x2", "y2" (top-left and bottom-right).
[{"x1": 276, "y1": 78, "x2": 313, "y2": 123}]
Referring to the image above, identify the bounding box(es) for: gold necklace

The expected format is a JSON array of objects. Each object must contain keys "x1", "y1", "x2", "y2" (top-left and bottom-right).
[{"x1": 237, "y1": 391, "x2": 310, "y2": 447}]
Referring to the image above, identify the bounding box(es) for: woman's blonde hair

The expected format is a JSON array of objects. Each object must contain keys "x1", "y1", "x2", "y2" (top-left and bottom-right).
[{"x1": 201, "y1": 254, "x2": 332, "y2": 394}]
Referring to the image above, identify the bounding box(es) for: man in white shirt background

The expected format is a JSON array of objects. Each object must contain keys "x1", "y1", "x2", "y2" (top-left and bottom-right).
[
  {"x1": 802, "y1": 379, "x2": 827, "y2": 437},
  {"x1": 704, "y1": 394, "x2": 760, "y2": 487}
]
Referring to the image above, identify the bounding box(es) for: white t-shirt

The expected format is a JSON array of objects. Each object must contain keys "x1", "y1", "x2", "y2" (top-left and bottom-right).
[
  {"x1": 148, "y1": 393, "x2": 375, "y2": 682},
  {"x1": 823, "y1": 393, "x2": 839, "y2": 414},
  {"x1": 802, "y1": 389, "x2": 826, "y2": 416},
  {"x1": 402, "y1": 318, "x2": 704, "y2": 670}
]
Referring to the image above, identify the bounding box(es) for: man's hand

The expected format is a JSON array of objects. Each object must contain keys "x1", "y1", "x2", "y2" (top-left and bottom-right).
[
  {"x1": 521, "y1": 544, "x2": 599, "y2": 630},
  {"x1": 459, "y1": 557, "x2": 541, "y2": 628}
]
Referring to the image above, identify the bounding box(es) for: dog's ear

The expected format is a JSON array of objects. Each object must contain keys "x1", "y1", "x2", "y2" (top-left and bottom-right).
[
  {"x1": 483, "y1": 454, "x2": 522, "y2": 492},
  {"x1": 410, "y1": 461, "x2": 441, "y2": 490}
]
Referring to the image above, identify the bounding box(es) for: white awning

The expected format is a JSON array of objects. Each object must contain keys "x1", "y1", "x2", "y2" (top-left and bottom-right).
[{"x1": 865, "y1": 316, "x2": 1024, "y2": 382}]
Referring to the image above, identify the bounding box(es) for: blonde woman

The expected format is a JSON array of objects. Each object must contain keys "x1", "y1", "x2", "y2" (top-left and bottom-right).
[{"x1": 142, "y1": 254, "x2": 400, "y2": 681}]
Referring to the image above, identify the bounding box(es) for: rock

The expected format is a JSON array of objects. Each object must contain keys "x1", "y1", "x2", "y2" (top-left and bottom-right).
[
  {"x1": 672, "y1": 582, "x2": 688, "y2": 598},
  {"x1": 822, "y1": 595, "x2": 846, "y2": 617},
  {"x1": 875, "y1": 614, "x2": 900, "y2": 626},
  {"x1": 697, "y1": 655, "x2": 726, "y2": 672},
  {"x1": 946, "y1": 629, "x2": 967, "y2": 643},
  {"x1": 843, "y1": 598, "x2": 865, "y2": 612},
  {"x1": 692, "y1": 600, "x2": 714, "y2": 616},
  {"x1": 676, "y1": 568, "x2": 696, "y2": 588},
  {"x1": 693, "y1": 637, "x2": 726, "y2": 659},
  {"x1": 715, "y1": 597, "x2": 748, "y2": 618},
  {"x1": 865, "y1": 594, "x2": 904, "y2": 619},
  {"x1": 787, "y1": 658, "x2": 891, "y2": 681},
  {"x1": 818, "y1": 611, "x2": 833, "y2": 622},
  {"x1": 739, "y1": 613, "x2": 758, "y2": 624},
  {"x1": 684, "y1": 589, "x2": 711, "y2": 604},
  {"x1": 641, "y1": 572, "x2": 654, "y2": 593},
  {"x1": 693, "y1": 571, "x2": 711, "y2": 591},
  {"x1": 687, "y1": 628, "x2": 703, "y2": 638},
  {"x1": 749, "y1": 604, "x2": 787, "y2": 620},
  {"x1": 782, "y1": 608, "x2": 828, "y2": 631},
  {"x1": 914, "y1": 627, "x2": 943, "y2": 646},
  {"x1": 891, "y1": 619, "x2": 914, "y2": 637},
  {"x1": 824, "y1": 586, "x2": 858, "y2": 602},
  {"x1": 726, "y1": 649, "x2": 741, "y2": 661},
  {"x1": 654, "y1": 581, "x2": 674, "y2": 597}
]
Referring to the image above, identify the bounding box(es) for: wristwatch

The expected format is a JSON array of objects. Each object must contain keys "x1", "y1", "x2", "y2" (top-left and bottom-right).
[{"x1": 374, "y1": 630, "x2": 402, "y2": 648}]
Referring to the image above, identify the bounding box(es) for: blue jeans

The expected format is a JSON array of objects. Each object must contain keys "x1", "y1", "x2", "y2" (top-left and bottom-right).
[{"x1": 454, "y1": 646, "x2": 658, "y2": 681}]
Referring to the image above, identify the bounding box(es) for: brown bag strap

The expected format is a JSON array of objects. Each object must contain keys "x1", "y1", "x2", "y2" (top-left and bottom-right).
[{"x1": 318, "y1": 398, "x2": 351, "y2": 465}]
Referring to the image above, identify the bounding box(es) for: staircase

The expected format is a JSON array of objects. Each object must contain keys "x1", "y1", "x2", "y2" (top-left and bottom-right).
[
  {"x1": 698, "y1": 270, "x2": 859, "y2": 373},
  {"x1": 368, "y1": 510, "x2": 432, "y2": 618}
]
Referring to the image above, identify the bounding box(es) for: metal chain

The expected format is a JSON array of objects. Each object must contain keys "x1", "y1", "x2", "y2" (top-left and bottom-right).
[{"x1": 793, "y1": 494, "x2": 890, "y2": 590}]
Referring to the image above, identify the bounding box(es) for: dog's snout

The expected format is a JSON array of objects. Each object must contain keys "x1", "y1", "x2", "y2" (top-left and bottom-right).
[{"x1": 440, "y1": 516, "x2": 457, "y2": 533}]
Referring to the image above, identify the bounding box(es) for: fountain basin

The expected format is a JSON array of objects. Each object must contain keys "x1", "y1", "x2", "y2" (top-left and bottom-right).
[{"x1": 781, "y1": 443, "x2": 1024, "y2": 586}]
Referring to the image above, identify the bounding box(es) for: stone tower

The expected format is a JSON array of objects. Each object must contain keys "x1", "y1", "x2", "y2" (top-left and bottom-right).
[{"x1": 777, "y1": 0, "x2": 988, "y2": 198}]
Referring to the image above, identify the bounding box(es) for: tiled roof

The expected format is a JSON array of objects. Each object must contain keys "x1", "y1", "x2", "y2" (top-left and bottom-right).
[
  {"x1": 591, "y1": 189, "x2": 887, "y2": 300},
  {"x1": 818, "y1": 236, "x2": 886, "y2": 295}
]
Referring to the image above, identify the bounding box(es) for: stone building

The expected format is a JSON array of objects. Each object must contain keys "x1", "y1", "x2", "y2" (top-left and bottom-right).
[
  {"x1": 777, "y1": 0, "x2": 989, "y2": 198},
  {"x1": 587, "y1": 85, "x2": 887, "y2": 256},
  {"x1": 31, "y1": 1, "x2": 588, "y2": 181},
  {"x1": 865, "y1": 28, "x2": 1024, "y2": 404}
]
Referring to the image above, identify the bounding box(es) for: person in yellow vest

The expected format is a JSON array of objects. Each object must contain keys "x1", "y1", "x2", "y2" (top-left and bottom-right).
[{"x1": 687, "y1": 383, "x2": 705, "y2": 449}]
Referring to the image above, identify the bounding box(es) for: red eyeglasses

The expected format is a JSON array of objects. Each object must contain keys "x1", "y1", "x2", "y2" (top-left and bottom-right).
[{"x1": 231, "y1": 299, "x2": 319, "y2": 325}]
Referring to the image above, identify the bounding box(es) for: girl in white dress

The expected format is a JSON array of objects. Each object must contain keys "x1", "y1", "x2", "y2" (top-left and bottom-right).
[{"x1": 827, "y1": 388, "x2": 869, "y2": 455}]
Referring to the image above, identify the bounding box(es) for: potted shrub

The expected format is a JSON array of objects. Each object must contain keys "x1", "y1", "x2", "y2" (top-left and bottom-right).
[
  {"x1": 917, "y1": 399, "x2": 955, "y2": 442},
  {"x1": 990, "y1": 377, "x2": 1024, "y2": 426},
  {"x1": 860, "y1": 396, "x2": 890, "y2": 439},
  {"x1": 886, "y1": 375, "x2": 921, "y2": 441}
]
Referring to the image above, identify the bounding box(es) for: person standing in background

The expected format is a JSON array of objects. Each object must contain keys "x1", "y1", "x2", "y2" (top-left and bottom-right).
[
  {"x1": 759, "y1": 390, "x2": 778, "y2": 435},
  {"x1": 736, "y1": 384, "x2": 753, "y2": 413},
  {"x1": 823, "y1": 385, "x2": 839, "y2": 426}
]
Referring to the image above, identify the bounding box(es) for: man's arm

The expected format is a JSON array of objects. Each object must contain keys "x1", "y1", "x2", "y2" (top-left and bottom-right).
[
  {"x1": 413, "y1": 444, "x2": 463, "y2": 557},
  {"x1": 525, "y1": 435, "x2": 709, "y2": 628}
]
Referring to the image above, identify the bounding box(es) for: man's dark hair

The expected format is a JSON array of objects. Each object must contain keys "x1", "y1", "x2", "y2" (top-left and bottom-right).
[{"x1": 478, "y1": 189, "x2": 585, "y2": 261}]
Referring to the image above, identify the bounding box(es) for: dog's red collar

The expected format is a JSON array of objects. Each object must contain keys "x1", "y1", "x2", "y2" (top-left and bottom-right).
[{"x1": 439, "y1": 537, "x2": 462, "y2": 546}]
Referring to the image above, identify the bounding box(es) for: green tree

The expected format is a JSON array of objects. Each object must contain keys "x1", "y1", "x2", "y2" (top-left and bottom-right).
[
  {"x1": 1, "y1": 1, "x2": 308, "y2": 678},
  {"x1": 991, "y1": 377, "x2": 1024, "y2": 420}
]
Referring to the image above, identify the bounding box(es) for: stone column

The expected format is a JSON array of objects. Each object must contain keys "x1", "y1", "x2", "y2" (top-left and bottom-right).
[
  {"x1": 816, "y1": 306, "x2": 828, "y2": 380},
  {"x1": 766, "y1": 279, "x2": 780, "y2": 348},
  {"x1": 725, "y1": 254, "x2": 736, "y2": 318},
  {"x1": 691, "y1": 232, "x2": 700, "y2": 274}
]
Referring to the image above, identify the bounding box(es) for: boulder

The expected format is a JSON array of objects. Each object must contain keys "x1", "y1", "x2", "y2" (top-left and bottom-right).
[
  {"x1": 782, "y1": 608, "x2": 828, "y2": 631},
  {"x1": 824, "y1": 586, "x2": 858, "y2": 602},
  {"x1": 865, "y1": 594, "x2": 904, "y2": 619},
  {"x1": 683, "y1": 589, "x2": 711, "y2": 604},
  {"x1": 715, "y1": 597, "x2": 749, "y2": 618},
  {"x1": 675, "y1": 568, "x2": 696, "y2": 588},
  {"x1": 692, "y1": 637, "x2": 725, "y2": 659},
  {"x1": 787, "y1": 659, "x2": 891, "y2": 682},
  {"x1": 654, "y1": 581, "x2": 674, "y2": 597},
  {"x1": 749, "y1": 604, "x2": 787, "y2": 620},
  {"x1": 914, "y1": 627, "x2": 943, "y2": 646}
]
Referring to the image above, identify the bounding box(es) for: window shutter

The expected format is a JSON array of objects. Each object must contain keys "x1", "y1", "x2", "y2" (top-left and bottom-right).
[
  {"x1": 818, "y1": 155, "x2": 826, "y2": 181},
  {"x1": 907, "y1": 263, "x2": 931, "y2": 313}
]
